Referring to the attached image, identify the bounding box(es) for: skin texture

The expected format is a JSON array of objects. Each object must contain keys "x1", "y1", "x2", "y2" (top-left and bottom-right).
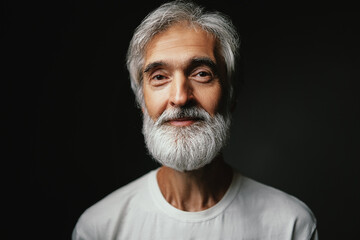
[
  {"x1": 142, "y1": 23, "x2": 232, "y2": 212},
  {"x1": 143, "y1": 23, "x2": 223, "y2": 121}
]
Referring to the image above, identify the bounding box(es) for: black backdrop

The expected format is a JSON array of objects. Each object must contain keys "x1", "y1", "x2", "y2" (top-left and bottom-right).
[{"x1": 3, "y1": 0, "x2": 359, "y2": 239}]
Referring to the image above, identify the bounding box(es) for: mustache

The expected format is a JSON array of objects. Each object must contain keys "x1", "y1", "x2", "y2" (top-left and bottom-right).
[{"x1": 155, "y1": 107, "x2": 211, "y2": 126}]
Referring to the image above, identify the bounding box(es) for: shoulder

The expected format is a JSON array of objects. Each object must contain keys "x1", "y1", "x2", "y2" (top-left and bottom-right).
[
  {"x1": 73, "y1": 170, "x2": 155, "y2": 240},
  {"x1": 233, "y1": 174, "x2": 317, "y2": 239},
  {"x1": 241, "y1": 176, "x2": 316, "y2": 219}
]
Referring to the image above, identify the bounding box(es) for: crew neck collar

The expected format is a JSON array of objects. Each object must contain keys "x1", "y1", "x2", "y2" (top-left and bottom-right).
[{"x1": 148, "y1": 168, "x2": 242, "y2": 222}]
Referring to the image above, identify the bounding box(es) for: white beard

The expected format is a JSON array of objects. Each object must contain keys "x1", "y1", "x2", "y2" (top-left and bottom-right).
[{"x1": 142, "y1": 106, "x2": 231, "y2": 172}]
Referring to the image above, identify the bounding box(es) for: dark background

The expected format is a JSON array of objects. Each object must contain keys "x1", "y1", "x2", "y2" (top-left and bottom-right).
[{"x1": 3, "y1": 0, "x2": 359, "y2": 239}]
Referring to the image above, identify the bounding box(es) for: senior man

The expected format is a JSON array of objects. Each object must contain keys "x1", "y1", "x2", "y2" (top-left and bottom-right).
[{"x1": 73, "y1": 1, "x2": 318, "y2": 239}]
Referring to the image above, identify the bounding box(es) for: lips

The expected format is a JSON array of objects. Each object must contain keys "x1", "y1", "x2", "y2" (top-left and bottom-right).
[{"x1": 166, "y1": 117, "x2": 201, "y2": 126}]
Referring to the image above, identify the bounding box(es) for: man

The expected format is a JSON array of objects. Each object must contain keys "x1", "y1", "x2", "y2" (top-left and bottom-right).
[{"x1": 73, "y1": 1, "x2": 318, "y2": 239}]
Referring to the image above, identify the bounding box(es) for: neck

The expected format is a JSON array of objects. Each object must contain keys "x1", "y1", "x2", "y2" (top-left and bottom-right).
[{"x1": 156, "y1": 154, "x2": 233, "y2": 212}]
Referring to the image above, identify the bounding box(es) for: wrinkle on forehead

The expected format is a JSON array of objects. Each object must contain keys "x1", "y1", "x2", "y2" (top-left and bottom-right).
[{"x1": 144, "y1": 23, "x2": 217, "y2": 67}]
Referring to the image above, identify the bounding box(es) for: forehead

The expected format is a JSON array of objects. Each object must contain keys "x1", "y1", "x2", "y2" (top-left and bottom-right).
[{"x1": 144, "y1": 24, "x2": 217, "y2": 68}]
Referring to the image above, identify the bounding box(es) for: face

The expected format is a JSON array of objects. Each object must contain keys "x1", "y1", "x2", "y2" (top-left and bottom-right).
[
  {"x1": 142, "y1": 23, "x2": 225, "y2": 123},
  {"x1": 140, "y1": 23, "x2": 231, "y2": 171}
]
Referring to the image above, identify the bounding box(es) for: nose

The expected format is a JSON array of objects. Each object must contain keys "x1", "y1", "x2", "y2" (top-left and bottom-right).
[{"x1": 169, "y1": 72, "x2": 193, "y2": 107}]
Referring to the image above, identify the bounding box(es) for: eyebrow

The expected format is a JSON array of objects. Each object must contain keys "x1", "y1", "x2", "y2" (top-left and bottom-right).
[
  {"x1": 143, "y1": 61, "x2": 168, "y2": 74},
  {"x1": 143, "y1": 57, "x2": 218, "y2": 75},
  {"x1": 187, "y1": 57, "x2": 218, "y2": 75}
]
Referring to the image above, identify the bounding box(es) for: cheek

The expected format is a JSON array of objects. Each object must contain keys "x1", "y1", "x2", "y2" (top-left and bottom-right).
[
  {"x1": 195, "y1": 83, "x2": 223, "y2": 116},
  {"x1": 143, "y1": 87, "x2": 168, "y2": 119}
]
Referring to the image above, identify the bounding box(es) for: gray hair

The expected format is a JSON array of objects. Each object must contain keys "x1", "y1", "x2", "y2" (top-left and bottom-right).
[{"x1": 126, "y1": 0, "x2": 240, "y2": 108}]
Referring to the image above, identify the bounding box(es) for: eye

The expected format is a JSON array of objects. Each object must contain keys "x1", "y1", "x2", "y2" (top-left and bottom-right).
[
  {"x1": 197, "y1": 71, "x2": 210, "y2": 77},
  {"x1": 152, "y1": 74, "x2": 166, "y2": 81},
  {"x1": 149, "y1": 73, "x2": 169, "y2": 87},
  {"x1": 192, "y1": 70, "x2": 213, "y2": 82}
]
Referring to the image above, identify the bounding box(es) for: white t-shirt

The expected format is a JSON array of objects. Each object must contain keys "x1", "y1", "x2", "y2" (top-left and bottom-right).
[{"x1": 73, "y1": 169, "x2": 318, "y2": 240}]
